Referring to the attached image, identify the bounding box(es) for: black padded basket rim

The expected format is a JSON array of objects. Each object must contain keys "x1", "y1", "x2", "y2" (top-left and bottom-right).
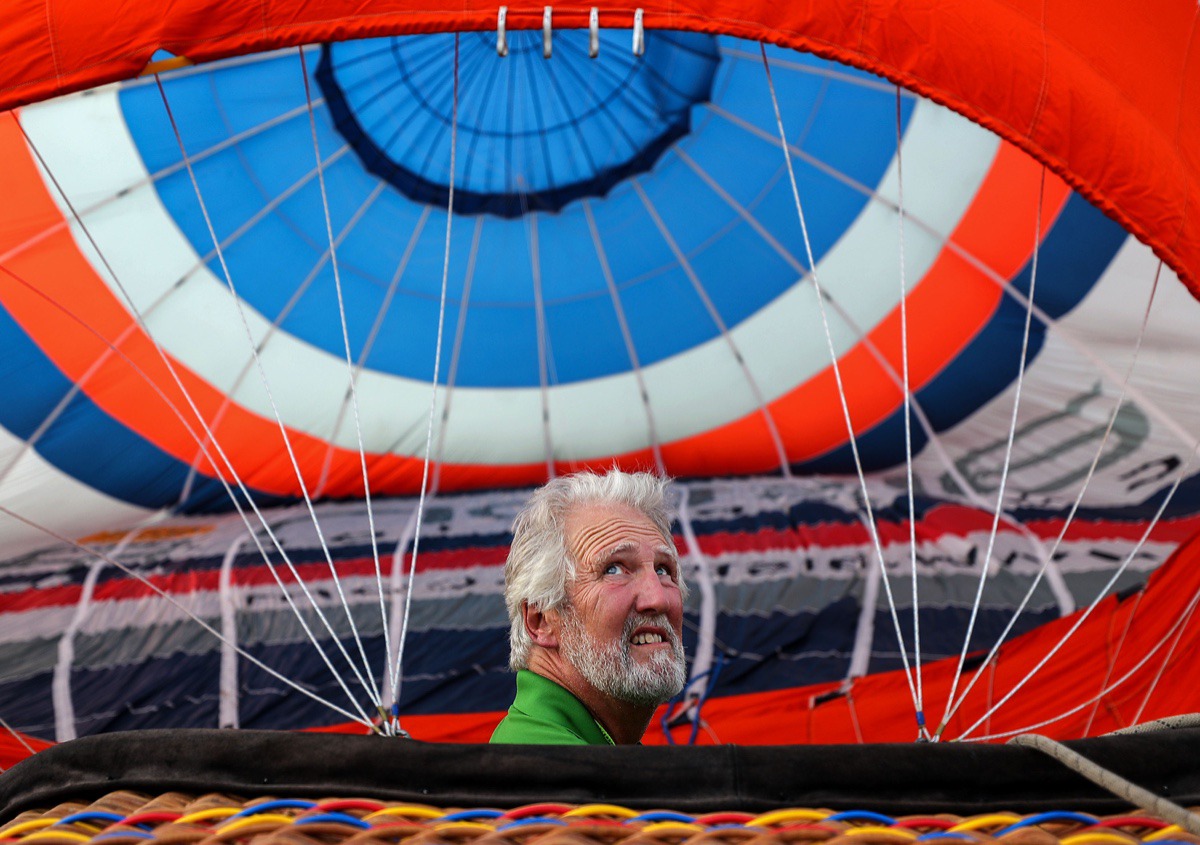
[{"x1": 3, "y1": 728, "x2": 1199, "y2": 821}]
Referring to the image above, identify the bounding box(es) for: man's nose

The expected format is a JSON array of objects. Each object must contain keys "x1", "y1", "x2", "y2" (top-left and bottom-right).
[{"x1": 633, "y1": 565, "x2": 672, "y2": 612}]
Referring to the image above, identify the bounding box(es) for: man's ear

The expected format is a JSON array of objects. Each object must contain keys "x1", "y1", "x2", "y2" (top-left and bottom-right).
[{"x1": 522, "y1": 600, "x2": 560, "y2": 649}]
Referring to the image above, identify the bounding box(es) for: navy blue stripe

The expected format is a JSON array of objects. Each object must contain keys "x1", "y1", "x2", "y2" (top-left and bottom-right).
[
  {"x1": 796, "y1": 193, "x2": 1130, "y2": 474},
  {"x1": 0, "y1": 597, "x2": 1060, "y2": 739},
  {"x1": 0, "y1": 300, "x2": 286, "y2": 512}
]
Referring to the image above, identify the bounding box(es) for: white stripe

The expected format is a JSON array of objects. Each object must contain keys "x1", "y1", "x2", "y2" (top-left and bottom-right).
[
  {"x1": 19, "y1": 87, "x2": 997, "y2": 466},
  {"x1": 0, "y1": 424, "x2": 152, "y2": 556},
  {"x1": 218, "y1": 533, "x2": 246, "y2": 729},
  {"x1": 52, "y1": 557, "x2": 101, "y2": 741},
  {"x1": 927, "y1": 238, "x2": 1200, "y2": 508},
  {"x1": 847, "y1": 528, "x2": 881, "y2": 680},
  {"x1": 677, "y1": 486, "x2": 716, "y2": 709}
]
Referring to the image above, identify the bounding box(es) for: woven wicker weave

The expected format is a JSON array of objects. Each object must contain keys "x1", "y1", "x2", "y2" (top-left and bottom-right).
[{"x1": 3, "y1": 793, "x2": 1199, "y2": 845}]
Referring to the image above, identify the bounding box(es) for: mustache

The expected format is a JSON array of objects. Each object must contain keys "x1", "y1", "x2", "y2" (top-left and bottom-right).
[{"x1": 622, "y1": 613, "x2": 680, "y2": 647}]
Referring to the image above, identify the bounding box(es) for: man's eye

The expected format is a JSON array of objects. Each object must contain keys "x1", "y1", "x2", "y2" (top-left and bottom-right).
[
  {"x1": 656, "y1": 564, "x2": 674, "y2": 578},
  {"x1": 604, "y1": 563, "x2": 621, "y2": 575}
]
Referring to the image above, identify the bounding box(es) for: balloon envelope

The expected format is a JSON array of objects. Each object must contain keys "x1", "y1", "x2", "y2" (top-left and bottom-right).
[{"x1": 0, "y1": 3, "x2": 1198, "y2": 746}]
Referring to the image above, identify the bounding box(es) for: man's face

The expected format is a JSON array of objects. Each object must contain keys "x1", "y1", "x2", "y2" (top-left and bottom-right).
[{"x1": 556, "y1": 502, "x2": 686, "y2": 707}]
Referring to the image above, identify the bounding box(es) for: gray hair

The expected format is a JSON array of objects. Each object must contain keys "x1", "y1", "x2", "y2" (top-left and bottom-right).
[{"x1": 504, "y1": 469, "x2": 683, "y2": 670}]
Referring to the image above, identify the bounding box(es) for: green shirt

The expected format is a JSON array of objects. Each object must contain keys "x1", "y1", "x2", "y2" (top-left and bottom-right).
[{"x1": 490, "y1": 670, "x2": 615, "y2": 745}]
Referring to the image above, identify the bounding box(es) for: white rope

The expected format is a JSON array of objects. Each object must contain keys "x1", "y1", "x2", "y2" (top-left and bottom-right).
[
  {"x1": 703, "y1": 101, "x2": 1195, "y2": 453},
  {"x1": 384, "y1": 508, "x2": 420, "y2": 713},
  {"x1": 675, "y1": 485, "x2": 718, "y2": 727},
  {"x1": 630, "y1": 178, "x2": 792, "y2": 477},
  {"x1": 0, "y1": 262, "x2": 375, "y2": 726},
  {"x1": 311, "y1": 182, "x2": 391, "y2": 497},
  {"x1": 893, "y1": 85, "x2": 924, "y2": 720},
  {"x1": 0, "y1": 714, "x2": 36, "y2": 761},
  {"x1": 298, "y1": 45, "x2": 384, "y2": 706},
  {"x1": 0, "y1": 502, "x2": 374, "y2": 729},
  {"x1": 431, "y1": 215, "x2": 484, "y2": 494},
  {"x1": 938, "y1": 167, "x2": 1046, "y2": 738},
  {"x1": 1, "y1": 102, "x2": 330, "y2": 268},
  {"x1": 1108, "y1": 713, "x2": 1200, "y2": 735},
  {"x1": 180, "y1": 157, "x2": 352, "y2": 498},
  {"x1": 316, "y1": 197, "x2": 424, "y2": 704},
  {"x1": 643, "y1": 89, "x2": 1069, "y2": 611},
  {"x1": 968, "y1": 583, "x2": 1199, "y2": 742},
  {"x1": 389, "y1": 33, "x2": 459, "y2": 732},
  {"x1": 4, "y1": 120, "x2": 338, "y2": 500},
  {"x1": 154, "y1": 75, "x2": 385, "y2": 714},
  {"x1": 939, "y1": 262, "x2": 1164, "y2": 733},
  {"x1": 15, "y1": 110, "x2": 379, "y2": 726},
  {"x1": 180, "y1": 148, "x2": 358, "y2": 504},
  {"x1": 758, "y1": 42, "x2": 923, "y2": 730},
  {"x1": 958, "y1": 445, "x2": 1198, "y2": 740},
  {"x1": 1010, "y1": 733, "x2": 1200, "y2": 834}
]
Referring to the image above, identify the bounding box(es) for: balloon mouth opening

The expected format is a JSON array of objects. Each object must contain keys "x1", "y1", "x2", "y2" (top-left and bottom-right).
[{"x1": 316, "y1": 30, "x2": 720, "y2": 217}]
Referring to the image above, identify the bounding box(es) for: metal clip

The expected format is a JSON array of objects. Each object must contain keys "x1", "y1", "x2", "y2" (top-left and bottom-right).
[
  {"x1": 632, "y1": 8, "x2": 645, "y2": 56},
  {"x1": 543, "y1": 6, "x2": 553, "y2": 58},
  {"x1": 497, "y1": 6, "x2": 508, "y2": 57},
  {"x1": 588, "y1": 7, "x2": 600, "y2": 58}
]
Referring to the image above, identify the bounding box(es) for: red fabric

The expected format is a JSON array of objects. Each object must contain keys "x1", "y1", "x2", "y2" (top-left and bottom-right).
[
  {"x1": 0, "y1": 729, "x2": 52, "y2": 769},
  {"x1": 0, "y1": 1, "x2": 1195, "y2": 304},
  {"x1": 319, "y1": 524, "x2": 1200, "y2": 745}
]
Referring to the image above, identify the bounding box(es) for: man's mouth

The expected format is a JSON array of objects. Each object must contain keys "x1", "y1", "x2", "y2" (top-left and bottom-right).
[{"x1": 630, "y1": 630, "x2": 666, "y2": 645}]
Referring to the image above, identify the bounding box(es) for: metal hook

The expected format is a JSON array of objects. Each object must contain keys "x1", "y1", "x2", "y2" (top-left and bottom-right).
[
  {"x1": 497, "y1": 6, "x2": 508, "y2": 57},
  {"x1": 543, "y1": 6, "x2": 553, "y2": 58},
  {"x1": 632, "y1": 8, "x2": 645, "y2": 56},
  {"x1": 588, "y1": 8, "x2": 600, "y2": 58}
]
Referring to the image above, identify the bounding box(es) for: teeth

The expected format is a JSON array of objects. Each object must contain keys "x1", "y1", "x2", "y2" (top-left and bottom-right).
[{"x1": 632, "y1": 633, "x2": 664, "y2": 645}]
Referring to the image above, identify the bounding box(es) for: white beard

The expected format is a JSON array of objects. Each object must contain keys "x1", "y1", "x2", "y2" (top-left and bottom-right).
[{"x1": 560, "y1": 610, "x2": 687, "y2": 707}]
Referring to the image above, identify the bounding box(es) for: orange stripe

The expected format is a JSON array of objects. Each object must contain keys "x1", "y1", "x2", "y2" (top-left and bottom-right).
[
  {"x1": 0, "y1": 115, "x2": 1067, "y2": 496},
  {"x1": 0, "y1": 117, "x2": 550, "y2": 495},
  {"x1": 655, "y1": 140, "x2": 1072, "y2": 475}
]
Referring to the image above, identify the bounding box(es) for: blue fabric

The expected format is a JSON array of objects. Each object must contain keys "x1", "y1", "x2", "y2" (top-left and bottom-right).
[{"x1": 117, "y1": 37, "x2": 910, "y2": 385}]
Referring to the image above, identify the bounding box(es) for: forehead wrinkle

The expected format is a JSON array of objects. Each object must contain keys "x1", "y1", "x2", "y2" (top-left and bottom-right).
[
  {"x1": 565, "y1": 502, "x2": 676, "y2": 568},
  {"x1": 598, "y1": 539, "x2": 638, "y2": 561}
]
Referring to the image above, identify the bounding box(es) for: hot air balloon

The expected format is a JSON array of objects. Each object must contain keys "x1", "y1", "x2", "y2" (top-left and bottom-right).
[{"x1": 0, "y1": 0, "x2": 1198, "y2": 761}]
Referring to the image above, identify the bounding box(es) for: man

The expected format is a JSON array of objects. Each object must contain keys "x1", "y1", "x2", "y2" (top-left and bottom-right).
[{"x1": 491, "y1": 469, "x2": 688, "y2": 745}]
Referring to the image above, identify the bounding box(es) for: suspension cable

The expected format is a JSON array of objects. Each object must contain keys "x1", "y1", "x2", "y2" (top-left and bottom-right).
[
  {"x1": 894, "y1": 84, "x2": 924, "y2": 721},
  {"x1": 154, "y1": 74, "x2": 384, "y2": 713},
  {"x1": 0, "y1": 502, "x2": 374, "y2": 728},
  {"x1": 958, "y1": 445, "x2": 1198, "y2": 740},
  {"x1": 937, "y1": 168, "x2": 1046, "y2": 738},
  {"x1": 8, "y1": 120, "x2": 379, "y2": 726},
  {"x1": 298, "y1": 45, "x2": 385, "y2": 707},
  {"x1": 431, "y1": 215, "x2": 483, "y2": 493},
  {"x1": 759, "y1": 42, "x2": 924, "y2": 732},
  {"x1": 389, "y1": 33, "x2": 459, "y2": 734},
  {"x1": 939, "y1": 262, "x2": 1164, "y2": 733}
]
